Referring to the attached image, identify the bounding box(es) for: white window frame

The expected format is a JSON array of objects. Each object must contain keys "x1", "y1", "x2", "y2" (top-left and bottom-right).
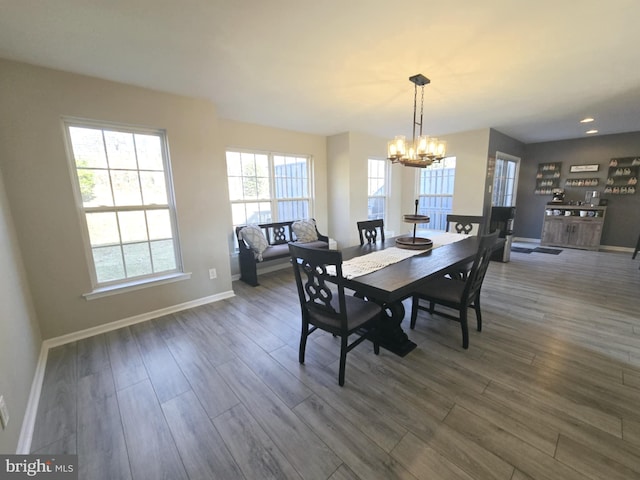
[
  {"x1": 367, "y1": 158, "x2": 389, "y2": 221},
  {"x1": 63, "y1": 117, "x2": 188, "y2": 299},
  {"x1": 415, "y1": 157, "x2": 457, "y2": 231},
  {"x1": 226, "y1": 149, "x2": 314, "y2": 246}
]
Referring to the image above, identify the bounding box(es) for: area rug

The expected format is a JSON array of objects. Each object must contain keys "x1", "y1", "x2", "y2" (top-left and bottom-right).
[
  {"x1": 533, "y1": 247, "x2": 562, "y2": 255},
  {"x1": 511, "y1": 247, "x2": 534, "y2": 254}
]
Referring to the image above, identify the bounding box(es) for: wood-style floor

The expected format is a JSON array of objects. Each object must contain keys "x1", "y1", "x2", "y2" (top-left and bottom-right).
[{"x1": 31, "y1": 243, "x2": 640, "y2": 480}]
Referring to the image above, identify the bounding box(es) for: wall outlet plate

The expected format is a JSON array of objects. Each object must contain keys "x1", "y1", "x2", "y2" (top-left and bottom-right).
[{"x1": 0, "y1": 395, "x2": 9, "y2": 429}]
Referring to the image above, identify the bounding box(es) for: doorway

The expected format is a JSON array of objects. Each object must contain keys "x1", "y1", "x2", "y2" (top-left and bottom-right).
[{"x1": 492, "y1": 152, "x2": 520, "y2": 206}]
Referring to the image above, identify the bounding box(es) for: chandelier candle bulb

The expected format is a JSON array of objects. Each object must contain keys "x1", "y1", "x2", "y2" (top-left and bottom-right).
[
  {"x1": 388, "y1": 141, "x2": 397, "y2": 157},
  {"x1": 388, "y1": 135, "x2": 407, "y2": 160},
  {"x1": 417, "y1": 135, "x2": 428, "y2": 155},
  {"x1": 427, "y1": 138, "x2": 437, "y2": 155}
]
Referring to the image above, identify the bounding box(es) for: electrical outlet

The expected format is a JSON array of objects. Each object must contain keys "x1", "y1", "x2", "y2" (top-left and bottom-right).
[
  {"x1": 0, "y1": 395, "x2": 9, "y2": 429},
  {"x1": 208, "y1": 268, "x2": 217, "y2": 280}
]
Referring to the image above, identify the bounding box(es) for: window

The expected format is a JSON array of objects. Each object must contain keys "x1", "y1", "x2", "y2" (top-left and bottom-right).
[
  {"x1": 367, "y1": 158, "x2": 388, "y2": 221},
  {"x1": 493, "y1": 153, "x2": 519, "y2": 206},
  {"x1": 226, "y1": 150, "x2": 312, "y2": 233},
  {"x1": 65, "y1": 119, "x2": 183, "y2": 291},
  {"x1": 416, "y1": 157, "x2": 456, "y2": 230}
]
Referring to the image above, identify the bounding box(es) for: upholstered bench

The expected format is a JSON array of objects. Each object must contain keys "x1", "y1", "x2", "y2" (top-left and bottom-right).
[{"x1": 235, "y1": 219, "x2": 329, "y2": 286}]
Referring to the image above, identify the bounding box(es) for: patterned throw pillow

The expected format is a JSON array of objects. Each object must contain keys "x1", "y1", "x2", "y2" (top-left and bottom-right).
[
  {"x1": 239, "y1": 225, "x2": 269, "y2": 261},
  {"x1": 292, "y1": 219, "x2": 318, "y2": 243}
]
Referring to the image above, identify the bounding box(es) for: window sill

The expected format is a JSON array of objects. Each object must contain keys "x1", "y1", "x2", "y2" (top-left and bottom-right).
[{"x1": 83, "y1": 272, "x2": 192, "y2": 300}]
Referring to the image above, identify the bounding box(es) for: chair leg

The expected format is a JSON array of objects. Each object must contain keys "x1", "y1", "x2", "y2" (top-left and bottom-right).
[
  {"x1": 460, "y1": 308, "x2": 469, "y2": 349},
  {"x1": 410, "y1": 296, "x2": 419, "y2": 329},
  {"x1": 338, "y1": 335, "x2": 348, "y2": 386},
  {"x1": 373, "y1": 317, "x2": 381, "y2": 355},
  {"x1": 474, "y1": 296, "x2": 482, "y2": 332},
  {"x1": 299, "y1": 321, "x2": 309, "y2": 364}
]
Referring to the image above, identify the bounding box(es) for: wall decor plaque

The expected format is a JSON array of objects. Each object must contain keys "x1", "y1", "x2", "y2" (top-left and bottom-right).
[{"x1": 570, "y1": 164, "x2": 599, "y2": 173}]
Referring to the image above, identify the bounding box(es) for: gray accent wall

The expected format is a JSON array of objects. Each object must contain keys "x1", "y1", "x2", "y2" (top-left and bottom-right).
[{"x1": 515, "y1": 132, "x2": 640, "y2": 248}]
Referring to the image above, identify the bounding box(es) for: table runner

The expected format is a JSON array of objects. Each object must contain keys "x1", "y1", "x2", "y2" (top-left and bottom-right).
[{"x1": 331, "y1": 232, "x2": 468, "y2": 279}]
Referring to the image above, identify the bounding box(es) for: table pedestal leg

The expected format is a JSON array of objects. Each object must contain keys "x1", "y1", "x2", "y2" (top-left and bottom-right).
[
  {"x1": 377, "y1": 300, "x2": 417, "y2": 356},
  {"x1": 354, "y1": 293, "x2": 416, "y2": 356}
]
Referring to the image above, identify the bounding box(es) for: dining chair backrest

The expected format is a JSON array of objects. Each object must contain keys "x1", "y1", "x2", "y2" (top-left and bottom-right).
[
  {"x1": 446, "y1": 214, "x2": 484, "y2": 235},
  {"x1": 464, "y1": 231, "x2": 499, "y2": 303},
  {"x1": 289, "y1": 243, "x2": 347, "y2": 330},
  {"x1": 357, "y1": 219, "x2": 385, "y2": 245}
]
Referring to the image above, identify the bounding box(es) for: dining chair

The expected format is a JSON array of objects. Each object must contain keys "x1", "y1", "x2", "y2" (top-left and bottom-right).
[
  {"x1": 357, "y1": 219, "x2": 385, "y2": 245},
  {"x1": 445, "y1": 214, "x2": 485, "y2": 280},
  {"x1": 445, "y1": 214, "x2": 485, "y2": 235},
  {"x1": 288, "y1": 243, "x2": 381, "y2": 386},
  {"x1": 409, "y1": 231, "x2": 499, "y2": 349}
]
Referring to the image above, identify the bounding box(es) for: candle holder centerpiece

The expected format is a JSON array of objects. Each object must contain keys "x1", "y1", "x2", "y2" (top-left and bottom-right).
[{"x1": 395, "y1": 199, "x2": 433, "y2": 250}]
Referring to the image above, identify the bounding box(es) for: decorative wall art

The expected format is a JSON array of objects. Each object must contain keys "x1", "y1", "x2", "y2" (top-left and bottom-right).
[
  {"x1": 565, "y1": 178, "x2": 599, "y2": 188},
  {"x1": 604, "y1": 157, "x2": 639, "y2": 195},
  {"x1": 535, "y1": 162, "x2": 562, "y2": 195}
]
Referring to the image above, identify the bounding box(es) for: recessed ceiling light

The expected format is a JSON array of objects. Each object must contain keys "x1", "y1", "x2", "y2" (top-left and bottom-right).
[
  {"x1": 580, "y1": 117, "x2": 595, "y2": 123},
  {"x1": 586, "y1": 129, "x2": 598, "y2": 134}
]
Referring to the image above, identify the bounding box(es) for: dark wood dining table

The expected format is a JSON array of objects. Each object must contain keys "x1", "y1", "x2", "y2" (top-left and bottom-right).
[{"x1": 340, "y1": 235, "x2": 485, "y2": 357}]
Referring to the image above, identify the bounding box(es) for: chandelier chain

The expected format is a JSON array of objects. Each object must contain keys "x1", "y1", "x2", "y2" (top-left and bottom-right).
[{"x1": 420, "y1": 85, "x2": 425, "y2": 136}]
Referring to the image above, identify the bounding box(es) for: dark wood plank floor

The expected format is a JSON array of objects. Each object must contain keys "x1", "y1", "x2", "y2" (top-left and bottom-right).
[{"x1": 31, "y1": 244, "x2": 640, "y2": 479}]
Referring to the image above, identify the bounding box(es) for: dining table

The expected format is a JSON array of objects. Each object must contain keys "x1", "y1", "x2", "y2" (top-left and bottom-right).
[{"x1": 339, "y1": 233, "x2": 489, "y2": 357}]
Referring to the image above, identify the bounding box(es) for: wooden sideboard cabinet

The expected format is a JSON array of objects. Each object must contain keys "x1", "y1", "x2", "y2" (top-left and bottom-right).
[{"x1": 540, "y1": 206, "x2": 606, "y2": 251}]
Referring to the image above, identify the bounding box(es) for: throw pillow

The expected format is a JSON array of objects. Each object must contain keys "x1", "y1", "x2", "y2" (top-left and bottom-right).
[
  {"x1": 292, "y1": 219, "x2": 318, "y2": 243},
  {"x1": 239, "y1": 225, "x2": 268, "y2": 261}
]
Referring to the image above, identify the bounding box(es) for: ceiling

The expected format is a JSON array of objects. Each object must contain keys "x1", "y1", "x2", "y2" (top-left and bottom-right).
[{"x1": 2, "y1": 0, "x2": 640, "y2": 144}]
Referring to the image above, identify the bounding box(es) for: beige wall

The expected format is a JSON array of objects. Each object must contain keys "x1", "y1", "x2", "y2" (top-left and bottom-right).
[
  {"x1": 445, "y1": 128, "x2": 492, "y2": 216},
  {"x1": 0, "y1": 59, "x2": 233, "y2": 339},
  {"x1": 346, "y1": 132, "x2": 391, "y2": 246},
  {"x1": 327, "y1": 133, "x2": 352, "y2": 247},
  {"x1": 0, "y1": 168, "x2": 42, "y2": 453},
  {"x1": 327, "y1": 131, "x2": 392, "y2": 248}
]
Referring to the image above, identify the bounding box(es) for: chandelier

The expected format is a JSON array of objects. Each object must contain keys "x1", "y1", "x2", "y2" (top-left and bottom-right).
[{"x1": 387, "y1": 74, "x2": 446, "y2": 168}]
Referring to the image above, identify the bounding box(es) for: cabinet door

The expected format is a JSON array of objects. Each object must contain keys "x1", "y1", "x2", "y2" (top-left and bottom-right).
[
  {"x1": 541, "y1": 217, "x2": 569, "y2": 245},
  {"x1": 569, "y1": 220, "x2": 603, "y2": 249}
]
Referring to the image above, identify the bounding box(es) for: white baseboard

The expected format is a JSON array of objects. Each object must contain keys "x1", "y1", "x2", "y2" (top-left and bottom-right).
[
  {"x1": 16, "y1": 290, "x2": 235, "y2": 454},
  {"x1": 42, "y1": 290, "x2": 234, "y2": 349},
  {"x1": 16, "y1": 343, "x2": 49, "y2": 454}
]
